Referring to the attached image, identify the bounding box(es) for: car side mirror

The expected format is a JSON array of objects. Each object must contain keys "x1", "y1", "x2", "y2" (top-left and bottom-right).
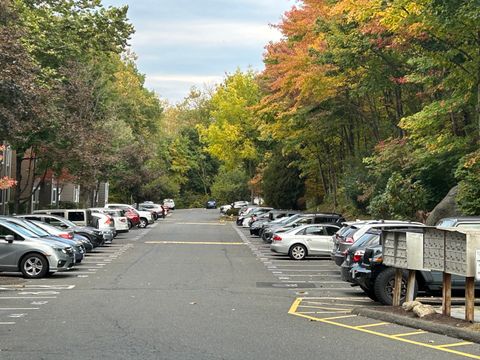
[{"x1": 3, "y1": 235, "x2": 14, "y2": 243}]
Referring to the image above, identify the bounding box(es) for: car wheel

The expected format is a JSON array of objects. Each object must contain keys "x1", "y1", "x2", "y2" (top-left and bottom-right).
[
  {"x1": 138, "y1": 218, "x2": 148, "y2": 228},
  {"x1": 128, "y1": 220, "x2": 133, "y2": 230},
  {"x1": 373, "y1": 268, "x2": 417, "y2": 305},
  {"x1": 20, "y1": 253, "x2": 49, "y2": 279},
  {"x1": 289, "y1": 244, "x2": 307, "y2": 260}
]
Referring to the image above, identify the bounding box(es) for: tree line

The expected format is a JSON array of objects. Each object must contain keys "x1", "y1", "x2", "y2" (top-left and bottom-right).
[{"x1": 2, "y1": 0, "x2": 479, "y2": 219}]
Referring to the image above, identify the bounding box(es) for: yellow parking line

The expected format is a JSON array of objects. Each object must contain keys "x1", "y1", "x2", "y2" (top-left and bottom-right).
[
  {"x1": 437, "y1": 342, "x2": 473, "y2": 349},
  {"x1": 298, "y1": 305, "x2": 352, "y2": 312},
  {"x1": 321, "y1": 315, "x2": 357, "y2": 321},
  {"x1": 355, "y1": 322, "x2": 389, "y2": 329},
  {"x1": 289, "y1": 298, "x2": 480, "y2": 359},
  {"x1": 392, "y1": 331, "x2": 427, "y2": 337},
  {"x1": 145, "y1": 241, "x2": 245, "y2": 245}
]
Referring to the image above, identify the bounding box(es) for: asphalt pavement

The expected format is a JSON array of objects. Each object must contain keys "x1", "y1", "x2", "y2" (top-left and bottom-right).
[{"x1": 0, "y1": 209, "x2": 478, "y2": 359}]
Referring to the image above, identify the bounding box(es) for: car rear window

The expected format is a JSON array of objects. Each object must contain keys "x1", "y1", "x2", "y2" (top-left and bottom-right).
[
  {"x1": 68, "y1": 211, "x2": 85, "y2": 222},
  {"x1": 339, "y1": 226, "x2": 360, "y2": 239}
]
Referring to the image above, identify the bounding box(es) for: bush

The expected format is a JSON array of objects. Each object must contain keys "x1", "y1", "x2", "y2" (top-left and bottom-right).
[
  {"x1": 456, "y1": 150, "x2": 480, "y2": 215},
  {"x1": 368, "y1": 172, "x2": 427, "y2": 220}
]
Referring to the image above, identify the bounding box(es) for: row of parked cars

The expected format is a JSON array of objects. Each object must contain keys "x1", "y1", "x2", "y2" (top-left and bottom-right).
[
  {"x1": 236, "y1": 204, "x2": 480, "y2": 305},
  {"x1": 0, "y1": 200, "x2": 175, "y2": 279}
]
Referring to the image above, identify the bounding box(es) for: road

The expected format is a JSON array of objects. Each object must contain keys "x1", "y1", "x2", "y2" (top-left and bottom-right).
[{"x1": 0, "y1": 209, "x2": 479, "y2": 359}]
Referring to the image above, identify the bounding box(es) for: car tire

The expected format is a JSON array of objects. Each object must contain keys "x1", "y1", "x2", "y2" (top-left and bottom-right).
[
  {"x1": 289, "y1": 244, "x2": 307, "y2": 260},
  {"x1": 138, "y1": 218, "x2": 148, "y2": 228},
  {"x1": 373, "y1": 268, "x2": 417, "y2": 305},
  {"x1": 20, "y1": 253, "x2": 49, "y2": 279},
  {"x1": 128, "y1": 220, "x2": 133, "y2": 230}
]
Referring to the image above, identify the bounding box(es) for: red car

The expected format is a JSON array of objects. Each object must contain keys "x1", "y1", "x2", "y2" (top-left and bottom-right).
[{"x1": 124, "y1": 209, "x2": 140, "y2": 229}]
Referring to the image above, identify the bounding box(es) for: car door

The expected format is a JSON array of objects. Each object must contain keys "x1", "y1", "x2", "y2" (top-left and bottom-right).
[
  {"x1": 306, "y1": 226, "x2": 331, "y2": 254},
  {"x1": 0, "y1": 225, "x2": 25, "y2": 271}
]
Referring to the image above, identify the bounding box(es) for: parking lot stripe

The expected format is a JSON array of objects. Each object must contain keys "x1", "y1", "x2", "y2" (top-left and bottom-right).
[
  {"x1": 320, "y1": 315, "x2": 357, "y2": 320},
  {"x1": 436, "y1": 342, "x2": 473, "y2": 348},
  {"x1": 0, "y1": 308, "x2": 39, "y2": 310},
  {"x1": 0, "y1": 297, "x2": 57, "y2": 299},
  {"x1": 355, "y1": 322, "x2": 389, "y2": 329},
  {"x1": 289, "y1": 298, "x2": 480, "y2": 360},
  {"x1": 0, "y1": 322, "x2": 16, "y2": 325},
  {"x1": 392, "y1": 331, "x2": 427, "y2": 337},
  {"x1": 145, "y1": 241, "x2": 244, "y2": 245}
]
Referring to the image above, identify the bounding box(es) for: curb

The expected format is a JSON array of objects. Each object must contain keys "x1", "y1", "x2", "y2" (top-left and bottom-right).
[{"x1": 352, "y1": 307, "x2": 480, "y2": 344}]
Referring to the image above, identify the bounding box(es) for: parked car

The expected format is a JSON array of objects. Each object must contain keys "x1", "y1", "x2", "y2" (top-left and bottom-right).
[
  {"x1": 90, "y1": 208, "x2": 129, "y2": 233},
  {"x1": 123, "y1": 208, "x2": 141, "y2": 229},
  {"x1": 138, "y1": 203, "x2": 166, "y2": 219},
  {"x1": 237, "y1": 207, "x2": 272, "y2": 226},
  {"x1": 206, "y1": 199, "x2": 217, "y2": 209},
  {"x1": 28, "y1": 220, "x2": 86, "y2": 262},
  {"x1": 163, "y1": 199, "x2": 175, "y2": 210},
  {"x1": 219, "y1": 204, "x2": 232, "y2": 214},
  {"x1": 91, "y1": 213, "x2": 116, "y2": 243},
  {"x1": 262, "y1": 213, "x2": 345, "y2": 243},
  {"x1": 270, "y1": 224, "x2": 341, "y2": 260},
  {"x1": 436, "y1": 217, "x2": 480, "y2": 230},
  {"x1": 1, "y1": 216, "x2": 87, "y2": 263},
  {"x1": 250, "y1": 211, "x2": 297, "y2": 236},
  {"x1": 17, "y1": 214, "x2": 105, "y2": 247},
  {"x1": 33, "y1": 209, "x2": 94, "y2": 227},
  {"x1": 105, "y1": 204, "x2": 154, "y2": 228},
  {"x1": 331, "y1": 221, "x2": 424, "y2": 266},
  {"x1": 0, "y1": 219, "x2": 75, "y2": 278}
]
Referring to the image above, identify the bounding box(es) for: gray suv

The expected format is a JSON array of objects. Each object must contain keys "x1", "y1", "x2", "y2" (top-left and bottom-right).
[{"x1": 0, "y1": 219, "x2": 75, "y2": 278}]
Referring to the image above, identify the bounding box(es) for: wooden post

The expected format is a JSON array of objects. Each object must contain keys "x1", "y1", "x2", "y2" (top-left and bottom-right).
[
  {"x1": 406, "y1": 270, "x2": 416, "y2": 302},
  {"x1": 465, "y1": 277, "x2": 475, "y2": 322},
  {"x1": 442, "y1": 272, "x2": 452, "y2": 316},
  {"x1": 393, "y1": 268, "x2": 403, "y2": 306}
]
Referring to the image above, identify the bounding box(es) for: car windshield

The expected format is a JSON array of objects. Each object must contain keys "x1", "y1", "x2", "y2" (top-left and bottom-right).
[
  {"x1": 282, "y1": 214, "x2": 303, "y2": 225},
  {"x1": 339, "y1": 226, "x2": 360, "y2": 239},
  {"x1": 8, "y1": 220, "x2": 50, "y2": 237},
  {"x1": 355, "y1": 232, "x2": 380, "y2": 248},
  {"x1": 31, "y1": 221, "x2": 64, "y2": 235},
  {"x1": 3, "y1": 222, "x2": 40, "y2": 238}
]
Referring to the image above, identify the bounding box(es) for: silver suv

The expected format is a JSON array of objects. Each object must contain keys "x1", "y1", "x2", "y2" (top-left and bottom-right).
[{"x1": 0, "y1": 219, "x2": 75, "y2": 278}]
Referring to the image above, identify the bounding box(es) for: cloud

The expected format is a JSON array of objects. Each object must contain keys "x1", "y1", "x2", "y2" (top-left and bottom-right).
[{"x1": 132, "y1": 20, "x2": 283, "y2": 48}]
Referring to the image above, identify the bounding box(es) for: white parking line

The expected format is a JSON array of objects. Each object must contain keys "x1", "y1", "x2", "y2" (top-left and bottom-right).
[
  {"x1": 0, "y1": 308, "x2": 39, "y2": 310},
  {"x1": 0, "y1": 322, "x2": 16, "y2": 325},
  {"x1": 0, "y1": 297, "x2": 57, "y2": 299}
]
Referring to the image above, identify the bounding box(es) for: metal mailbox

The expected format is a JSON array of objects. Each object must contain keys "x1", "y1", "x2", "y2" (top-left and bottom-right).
[
  {"x1": 423, "y1": 228, "x2": 480, "y2": 277},
  {"x1": 382, "y1": 230, "x2": 426, "y2": 270}
]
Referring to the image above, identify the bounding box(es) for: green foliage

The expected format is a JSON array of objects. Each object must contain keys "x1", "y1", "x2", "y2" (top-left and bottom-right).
[
  {"x1": 211, "y1": 166, "x2": 250, "y2": 205},
  {"x1": 368, "y1": 173, "x2": 427, "y2": 220},
  {"x1": 455, "y1": 150, "x2": 480, "y2": 215},
  {"x1": 262, "y1": 150, "x2": 305, "y2": 209}
]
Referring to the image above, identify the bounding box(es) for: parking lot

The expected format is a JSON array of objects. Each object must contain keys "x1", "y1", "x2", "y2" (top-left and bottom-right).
[{"x1": 234, "y1": 224, "x2": 480, "y2": 359}]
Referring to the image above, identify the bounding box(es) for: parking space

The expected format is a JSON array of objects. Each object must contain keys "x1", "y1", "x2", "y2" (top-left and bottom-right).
[{"x1": 0, "y1": 223, "x2": 157, "y2": 332}]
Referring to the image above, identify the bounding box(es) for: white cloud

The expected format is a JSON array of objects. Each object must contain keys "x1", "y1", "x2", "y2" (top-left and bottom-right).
[
  {"x1": 132, "y1": 20, "x2": 283, "y2": 48},
  {"x1": 148, "y1": 74, "x2": 223, "y2": 84}
]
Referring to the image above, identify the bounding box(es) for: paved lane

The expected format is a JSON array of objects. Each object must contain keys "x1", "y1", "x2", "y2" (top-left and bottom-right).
[{"x1": 0, "y1": 209, "x2": 476, "y2": 359}]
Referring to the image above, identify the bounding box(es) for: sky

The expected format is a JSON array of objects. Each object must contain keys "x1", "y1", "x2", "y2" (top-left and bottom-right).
[{"x1": 102, "y1": 0, "x2": 296, "y2": 103}]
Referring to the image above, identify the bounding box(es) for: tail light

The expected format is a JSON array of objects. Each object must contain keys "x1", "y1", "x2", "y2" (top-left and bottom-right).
[
  {"x1": 344, "y1": 236, "x2": 354, "y2": 244},
  {"x1": 59, "y1": 233, "x2": 73, "y2": 240},
  {"x1": 273, "y1": 235, "x2": 282, "y2": 241},
  {"x1": 352, "y1": 250, "x2": 365, "y2": 263},
  {"x1": 105, "y1": 216, "x2": 112, "y2": 225}
]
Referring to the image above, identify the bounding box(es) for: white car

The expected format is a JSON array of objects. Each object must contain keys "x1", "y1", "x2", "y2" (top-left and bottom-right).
[
  {"x1": 105, "y1": 203, "x2": 154, "y2": 228},
  {"x1": 163, "y1": 199, "x2": 175, "y2": 210},
  {"x1": 270, "y1": 224, "x2": 341, "y2": 260},
  {"x1": 89, "y1": 208, "x2": 129, "y2": 233}
]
